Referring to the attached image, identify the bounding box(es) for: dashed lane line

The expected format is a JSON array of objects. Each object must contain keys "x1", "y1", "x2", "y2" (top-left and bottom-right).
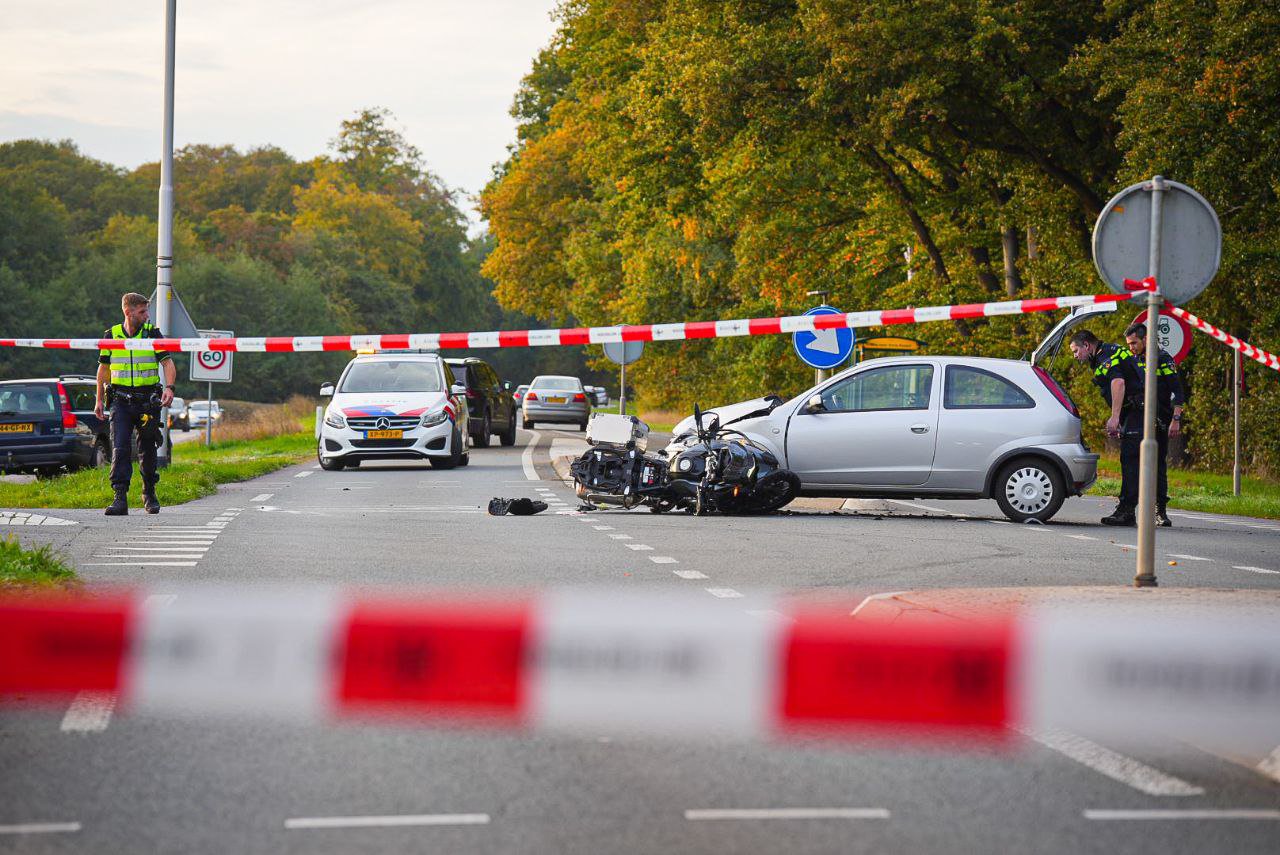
[
  {"x1": 607, "y1": 533, "x2": 632, "y2": 540},
  {"x1": 1084, "y1": 810, "x2": 1280, "y2": 821},
  {"x1": 0, "y1": 823, "x2": 82, "y2": 835},
  {"x1": 686, "y1": 809, "x2": 890, "y2": 821},
  {"x1": 59, "y1": 692, "x2": 116, "y2": 733},
  {"x1": 673, "y1": 570, "x2": 708, "y2": 579},
  {"x1": 1066, "y1": 534, "x2": 1098, "y2": 541},
  {"x1": 294, "y1": 471, "x2": 312, "y2": 478},
  {"x1": 285, "y1": 814, "x2": 490, "y2": 830},
  {"x1": 706, "y1": 588, "x2": 744, "y2": 599},
  {"x1": 1235, "y1": 565, "x2": 1280, "y2": 575},
  {"x1": 648, "y1": 556, "x2": 679, "y2": 564},
  {"x1": 626, "y1": 544, "x2": 654, "y2": 551},
  {"x1": 1167, "y1": 553, "x2": 1213, "y2": 562},
  {"x1": 886, "y1": 499, "x2": 970, "y2": 517},
  {"x1": 593, "y1": 526, "x2": 615, "y2": 531}
]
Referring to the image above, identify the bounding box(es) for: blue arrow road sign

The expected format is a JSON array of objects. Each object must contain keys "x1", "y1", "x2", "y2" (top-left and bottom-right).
[{"x1": 793, "y1": 305, "x2": 855, "y2": 370}]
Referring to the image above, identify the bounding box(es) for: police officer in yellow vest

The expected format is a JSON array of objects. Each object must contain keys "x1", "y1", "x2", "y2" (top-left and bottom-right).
[{"x1": 93, "y1": 293, "x2": 177, "y2": 515}]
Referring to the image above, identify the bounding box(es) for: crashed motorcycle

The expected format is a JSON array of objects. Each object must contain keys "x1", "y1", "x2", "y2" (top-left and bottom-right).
[{"x1": 569, "y1": 403, "x2": 801, "y2": 515}]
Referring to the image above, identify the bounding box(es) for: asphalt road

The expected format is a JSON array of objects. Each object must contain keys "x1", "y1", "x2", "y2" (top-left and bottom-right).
[{"x1": 2, "y1": 427, "x2": 1278, "y2": 854}]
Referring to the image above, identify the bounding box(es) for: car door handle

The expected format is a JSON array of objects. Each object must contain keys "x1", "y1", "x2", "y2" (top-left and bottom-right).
[{"x1": 910, "y1": 424, "x2": 930, "y2": 434}]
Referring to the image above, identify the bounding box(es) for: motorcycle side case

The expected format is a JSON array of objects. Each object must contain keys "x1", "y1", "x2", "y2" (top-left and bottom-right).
[{"x1": 586, "y1": 413, "x2": 649, "y2": 452}]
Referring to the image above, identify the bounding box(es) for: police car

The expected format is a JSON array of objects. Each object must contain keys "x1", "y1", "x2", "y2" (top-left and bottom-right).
[{"x1": 317, "y1": 352, "x2": 470, "y2": 471}]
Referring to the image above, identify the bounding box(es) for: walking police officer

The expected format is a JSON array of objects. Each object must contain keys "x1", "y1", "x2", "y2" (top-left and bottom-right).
[
  {"x1": 1124, "y1": 321, "x2": 1186, "y2": 527},
  {"x1": 1069, "y1": 329, "x2": 1143, "y2": 526},
  {"x1": 93, "y1": 293, "x2": 176, "y2": 515}
]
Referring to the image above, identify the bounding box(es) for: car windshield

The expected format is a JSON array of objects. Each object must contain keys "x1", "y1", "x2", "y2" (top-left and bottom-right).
[
  {"x1": 341, "y1": 360, "x2": 442, "y2": 393},
  {"x1": 0, "y1": 384, "x2": 56, "y2": 416},
  {"x1": 531, "y1": 377, "x2": 582, "y2": 391}
]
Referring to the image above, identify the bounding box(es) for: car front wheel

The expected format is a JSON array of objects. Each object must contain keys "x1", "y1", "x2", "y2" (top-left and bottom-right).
[
  {"x1": 993, "y1": 458, "x2": 1065, "y2": 523},
  {"x1": 318, "y1": 440, "x2": 345, "y2": 471}
]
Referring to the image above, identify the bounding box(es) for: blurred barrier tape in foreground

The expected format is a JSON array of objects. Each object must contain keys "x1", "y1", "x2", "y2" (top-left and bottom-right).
[
  {"x1": 2, "y1": 587, "x2": 1277, "y2": 745},
  {"x1": 0, "y1": 293, "x2": 1134, "y2": 353}
]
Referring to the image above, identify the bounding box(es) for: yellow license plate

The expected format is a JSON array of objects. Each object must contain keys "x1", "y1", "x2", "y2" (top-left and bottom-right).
[
  {"x1": 545, "y1": 397, "x2": 566, "y2": 404},
  {"x1": 366, "y1": 429, "x2": 403, "y2": 439},
  {"x1": 0, "y1": 423, "x2": 33, "y2": 433}
]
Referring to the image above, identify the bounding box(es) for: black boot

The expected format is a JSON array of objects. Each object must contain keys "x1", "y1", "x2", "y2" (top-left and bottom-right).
[
  {"x1": 1101, "y1": 507, "x2": 1136, "y2": 526},
  {"x1": 1155, "y1": 506, "x2": 1172, "y2": 527},
  {"x1": 142, "y1": 486, "x2": 160, "y2": 515},
  {"x1": 104, "y1": 489, "x2": 129, "y2": 516}
]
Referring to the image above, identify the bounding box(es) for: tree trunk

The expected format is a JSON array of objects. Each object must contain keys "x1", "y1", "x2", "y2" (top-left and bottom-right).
[{"x1": 1001, "y1": 227, "x2": 1022, "y2": 298}]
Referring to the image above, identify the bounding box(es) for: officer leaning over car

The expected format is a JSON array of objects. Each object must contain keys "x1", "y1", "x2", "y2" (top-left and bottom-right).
[
  {"x1": 93, "y1": 292, "x2": 176, "y2": 516},
  {"x1": 1068, "y1": 329, "x2": 1144, "y2": 526},
  {"x1": 1124, "y1": 321, "x2": 1186, "y2": 528}
]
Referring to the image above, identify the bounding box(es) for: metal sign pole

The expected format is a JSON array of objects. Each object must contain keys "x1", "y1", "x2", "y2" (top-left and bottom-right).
[
  {"x1": 1233, "y1": 349, "x2": 1242, "y2": 496},
  {"x1": 154, "y1": 0, "x2": 177, "y2": 469},
  {"x1": 619, "y1": 361, "x2": 626, "y2": 416},
  {"x1": 1134, "y1": 176, "x2": 1165, "y2": 588},
  {"x1": 205, "y1": 381, "x2": 213, "y2": 447}
]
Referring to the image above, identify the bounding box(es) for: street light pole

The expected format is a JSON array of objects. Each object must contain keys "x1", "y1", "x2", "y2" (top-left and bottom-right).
[
  {"x1": 155, "y1": 0, "x2": 176, "y2": 468},
  {"x1": 1134, "y1": 176, "x2": 1165, "y2": 588}
]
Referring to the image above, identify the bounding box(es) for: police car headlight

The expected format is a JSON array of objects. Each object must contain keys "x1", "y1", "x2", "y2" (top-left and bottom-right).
[
  {"x1": 420, "y1": 410, "x2": 449, "y2": 428},
  {"x1": 323, "y1": 410, "x2": 346, "y2": 429}
]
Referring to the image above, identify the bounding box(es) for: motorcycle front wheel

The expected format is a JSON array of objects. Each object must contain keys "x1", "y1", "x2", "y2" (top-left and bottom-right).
[{"x1": 739, "y1": 471, "x2": 801, "y2": 514}]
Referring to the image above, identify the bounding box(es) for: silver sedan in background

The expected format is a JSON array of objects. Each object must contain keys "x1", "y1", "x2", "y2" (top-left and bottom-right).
[{"x1": 522, "y1": 375, "x2": 591, "y2": 430}]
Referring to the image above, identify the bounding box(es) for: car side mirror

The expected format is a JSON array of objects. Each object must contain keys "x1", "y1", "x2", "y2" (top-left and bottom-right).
[
  {"x1": 805, "y1": 393, "x2": 826, "y2": 414},
  {"x1": 706, "y1": 416, "x2": 720, "y2": 434},
  {"x1": 451, "y1": 384, "x2": 467, "y2": 396},
  {"x1": 319, "y1": 383, "x2": 334, "y2": 398}
]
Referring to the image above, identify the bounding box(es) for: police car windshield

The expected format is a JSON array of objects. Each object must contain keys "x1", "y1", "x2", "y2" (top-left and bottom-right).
[{"x1": 341, "y1": 361, "x2": 443, "y2": 393}]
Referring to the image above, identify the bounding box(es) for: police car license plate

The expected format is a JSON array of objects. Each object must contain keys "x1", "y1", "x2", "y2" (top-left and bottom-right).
[
  {"x1": 0, "y1": 423, "x2": 33, "y2": 433},
  {"x1": 366, "y1": 430, "x2": 402, "y2": 439},
  {"x1": 545, "y1": 396, "x2": 566, "y2": 404}
]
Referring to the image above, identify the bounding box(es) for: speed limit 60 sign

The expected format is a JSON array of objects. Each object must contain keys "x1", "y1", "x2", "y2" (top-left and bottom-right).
[{"x1": 191, "y1": 329, "x2": 234, "y2": 382}]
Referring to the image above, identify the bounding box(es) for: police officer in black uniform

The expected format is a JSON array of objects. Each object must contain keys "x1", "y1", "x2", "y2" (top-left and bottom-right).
[
  {"x1": 1069, "y1": 329, "x2": 1143, "y2": 526},
  {"x1": 93, "y1": 293, "x2": 177, "y2": 516},
  {"x1": 1125, "y1": 322, "x2": 1186, "y2": 527}
]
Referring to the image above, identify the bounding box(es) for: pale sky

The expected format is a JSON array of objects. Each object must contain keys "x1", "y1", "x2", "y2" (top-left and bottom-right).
[{"x1": 0, "y1": 0, "x2": 562, "y2": 227}]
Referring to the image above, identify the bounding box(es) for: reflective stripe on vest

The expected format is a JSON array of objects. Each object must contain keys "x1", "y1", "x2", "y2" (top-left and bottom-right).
[{"x1": 101, "y1": 322, "x2": 162, "y2": 387}]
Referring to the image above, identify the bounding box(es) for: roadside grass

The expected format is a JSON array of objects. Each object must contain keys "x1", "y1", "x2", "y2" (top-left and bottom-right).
[
  {"x1": 0, "y1": 420, "x2": 315, "y2": 510},
  {"x1": 0, "y1": 536, "x2": 78, "y2": 590},
  {"x1": 1089, "y1": 455, "x2": 1280, "y2": 520}
]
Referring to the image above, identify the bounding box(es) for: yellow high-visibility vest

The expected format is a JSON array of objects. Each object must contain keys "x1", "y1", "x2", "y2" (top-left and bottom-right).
[{"x1": 102, "y1": 322, "x2": 167, "y2": 387}]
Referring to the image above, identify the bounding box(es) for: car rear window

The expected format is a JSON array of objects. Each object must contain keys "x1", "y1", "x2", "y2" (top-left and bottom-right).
[
  {"x1": 341, "y1": 361, "x2": 443, "y2": 393},
  {"x1": 944, "y1": 366, "x2": 1034, "y2": 409},
  {"x1": 531, "y1": 377, "x2": 582, "y2": 391},
  {"x1": 0, "y1": 384, "x2": 57, "y2": 417}
]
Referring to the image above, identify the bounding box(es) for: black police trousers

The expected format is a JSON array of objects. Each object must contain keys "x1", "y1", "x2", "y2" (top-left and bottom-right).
[
  {"x1": 109, "y1": 392, "x2": 162, "y2": 492},
  {"x1": 1117, "y1": 422, "x2": 1169, "y2": 511}
]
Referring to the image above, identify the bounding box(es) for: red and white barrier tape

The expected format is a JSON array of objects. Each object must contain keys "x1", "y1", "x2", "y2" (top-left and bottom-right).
[
  {"x1": 1163, "y1": 304, "x2": 1280, "y2": 372},
  {"x1": 2, "y1": 587, "x2": 1276, "y2": 745},
  {"x1": 0, "y1": 293, "x2": 1132, "y2": 353},
  {"x1": 1122, "y1": 277, "x2": 1280, "y2": 372}
]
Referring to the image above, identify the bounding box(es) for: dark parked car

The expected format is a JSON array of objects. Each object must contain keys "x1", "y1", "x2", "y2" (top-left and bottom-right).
[
  {"x1": 443, "y1": 357, "x2": 518, "y2": 447},
  {"x1": 0, "y1": 376, "x2": 110, "y2": 477}
]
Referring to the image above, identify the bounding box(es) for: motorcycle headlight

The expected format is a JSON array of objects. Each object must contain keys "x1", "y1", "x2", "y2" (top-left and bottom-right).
[
  {"x1": 324, "y1": 410, "x2": 346, "y2": 429},
  {"x1": 420, "y1": 409, "x2": 449, "y2": 428}
]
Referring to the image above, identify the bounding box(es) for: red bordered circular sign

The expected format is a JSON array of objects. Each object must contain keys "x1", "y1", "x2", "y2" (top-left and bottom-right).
[{"x1": 1133, "y1": 309, "x2": 1193, "y2": 363}]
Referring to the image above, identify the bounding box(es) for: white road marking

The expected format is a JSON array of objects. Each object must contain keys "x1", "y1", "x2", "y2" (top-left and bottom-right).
[
  {"x1": 1084, "y1": 810, "x2": 1280, "y2": 821},
  {"x1": 1066, "y1": 534, "x2": 1098, "y2": 540},
  {"x1": 851, "y1": 591, "x2": 907, "y2": 617},
  {"x1": 886, "y1": 499, "x2": 969, "y2": 517},
  {"x1": 593, "y1": 526, "x2": 614, "y2": 531},
  {"x1": 0, "y1": 823, "x2": 82, "y2": 834},
  {"x1": 1167, "y1": 553, "x2": 1212, "y2": 562},
  {"x1": 648, "y1": 556, "x2": 678, "y2": 564},
  {"x1": 1113, "y1": 543, "x2": 1136, "y2": 549},
  {"x1": 82, "y1": 561, "x2": 199, "y2": 567},
  {"x1": 607, "y1": 533, "x2": 632, "y2": 540},
  {"x1": 94, "y1": 547, "x2": 208, "y2": 552},
  {"x1": 1019, "y1": 727, "x2": 1204, "y2": 796},
  {"x1": 285, "y1": 814, "x2": 490, "y2": 830},
  {"x1": 145, "y1": 594, "x2": 178, "y2": 607},
  {"x1": 60, "y1": 692, "x2": 116, "y2": 733},
  {"x1": 673, "y1": 570, "x2": 708, "y2": 579},
  {"x1": 685, "y1": 808, "x2": 889, "y2": 821},
  {"x1": 294, "y1": 471, "x2": 312, "y2": 478},
  {"x1": 989, "y1": 520, "x2": 1011, "y2": 525},
  {"x1": 95, "y1": 554, "x2": 205, "y2": 559},
  {"x1": 626, "y1": 544, "x2": 654, "y2": 551},
  {"x1": 1235, "y1": 565, "x2": 1280, "y2": 575},
  {"x1": 706, "y1": 588, "x2": 744, "y2": 599},
  {"x1": 521, "y1": 429, "x2": 542, "y2": 481},
  {"x1": 0, "y1": 512, "x2": 76, "y2": 526}
]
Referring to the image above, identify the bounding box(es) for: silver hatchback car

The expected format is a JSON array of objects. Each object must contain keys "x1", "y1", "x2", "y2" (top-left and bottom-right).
[
  {"x1": 522, "y1": 375, "x2": 591, "y2": 430},
  {"x1": 671, "y1": 305, "x2": 1112, "y2": 522}
]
